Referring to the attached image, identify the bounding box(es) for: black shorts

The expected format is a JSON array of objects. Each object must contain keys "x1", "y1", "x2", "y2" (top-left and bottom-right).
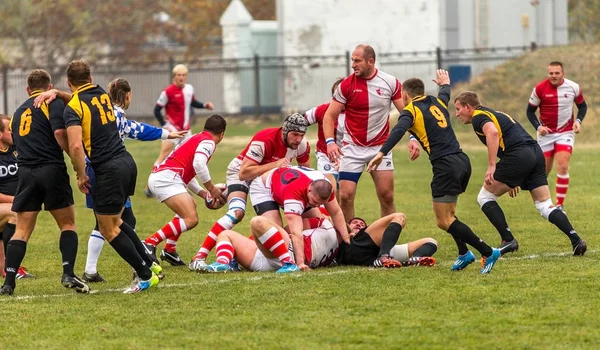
[
  {"x1": 12, "y1": 163, "x2": 74, "y2": 212},
  {"x1": 92, "y1": 152, "x2": 137, "y2": 215},
  {"x1": 431, "y1": 152, "x2": 471, "y2": 198},
  {"x1": 495, "y1": 144, "x2": 547, "y2": 191},
  {"x1": 335, "y1": 229, "x2": 380, "y2": 266}
]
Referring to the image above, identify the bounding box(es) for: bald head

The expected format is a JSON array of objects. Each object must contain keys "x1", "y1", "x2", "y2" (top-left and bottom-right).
[
  {"x1": 355, "y1": 44, "x2": 376, "y2": 62},
  {"x1": 310, "y1": 179, "x2": 333, "y2": 201}
]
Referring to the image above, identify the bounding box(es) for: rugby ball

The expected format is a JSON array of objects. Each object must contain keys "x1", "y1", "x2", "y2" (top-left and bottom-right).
[{"x1": 204, "y1": 183, "x2": 228, "y2": 210}]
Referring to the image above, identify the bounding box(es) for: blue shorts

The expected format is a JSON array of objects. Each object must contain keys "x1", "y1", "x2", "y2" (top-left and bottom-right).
[{"x1": 85, "y1": 162, "x2": 131, "y2": 209}]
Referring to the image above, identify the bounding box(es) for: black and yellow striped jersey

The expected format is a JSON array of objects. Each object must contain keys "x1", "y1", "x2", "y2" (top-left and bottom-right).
[
  {"x1": 471, "y1": 106, "x2": 537, "y2": 158},
  {"x1": 11, "y1": 90, "x2": 66, "y2": 166},
  {"x1": 379, "y1": 85, "x2": 462, "y2": 161},
  {"x1": 63, "y1": 83, "x2": 125, "y2": 165}
]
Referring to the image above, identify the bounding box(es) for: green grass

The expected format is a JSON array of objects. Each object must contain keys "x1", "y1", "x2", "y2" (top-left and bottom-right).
[{"x1": 1, "y1": 119, "x2": 599, "y2": 349}]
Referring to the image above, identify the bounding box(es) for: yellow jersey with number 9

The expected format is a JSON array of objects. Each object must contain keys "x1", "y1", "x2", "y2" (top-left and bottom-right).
[{"x1": 63, "y1": 83, "x2": 125, "y2": 165}]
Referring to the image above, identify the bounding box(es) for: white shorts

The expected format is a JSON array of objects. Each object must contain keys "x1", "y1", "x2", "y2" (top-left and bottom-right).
[
  {"x1": 303, "y1": 220, "x2": 339, "y2": 268},
  {"x1": 339, "y1": 144, "x2": 393, "y2": 173},
  {"x1": 249, "y1": 171, "x2": 274, "y2": 207},
  {"x1": 249, "y1": 249, "x2": 284, "y2": 272},
  {"x1": 225, "y1": 158, "x2": 251, "y2": 189},
  {"x1": 537, "y1": 131, "x2": 575, "y2": 155},
  {"x1": 148, "y1": 170, "x2": 188, "y2": 202},
  {"x1": 163, "y1": 123, "x2": 192, "y2": 146},
  {"x1": 389, "y1": 243, "x2": 410, "y2": 262},
  {"x1": 316, "y1": 151, "x2": 338, "y2": 175}
]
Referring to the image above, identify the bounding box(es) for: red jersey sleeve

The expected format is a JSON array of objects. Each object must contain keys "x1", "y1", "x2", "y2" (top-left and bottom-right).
[{"x1": 391, "y1": 78, "x2": 402, "y2": 100}]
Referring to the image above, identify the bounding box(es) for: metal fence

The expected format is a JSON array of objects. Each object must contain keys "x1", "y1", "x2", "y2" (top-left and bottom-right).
[{"x1": 0, "y1": 44, "x2": 542, "y2": 120}]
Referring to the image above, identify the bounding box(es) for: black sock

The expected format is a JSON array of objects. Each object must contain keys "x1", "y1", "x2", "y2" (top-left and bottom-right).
[
  {"x1": 119, "y1": 221, "x2": 153, "y2": 267},
  {"x1": 447, "y1": 219, "x2": 493, "y2": 257},
  {"x1": 481, "y1": 201, "x2": 514, "y2": 242},
  {"x1": 121, "y1": 206, "x2": 137, "y2": 230},
  {"x1": 378, "y1": 222, "x2": 402, "y2": 257},
  {"x1": 4, "y1": 240, "x2": 27, "y2": 289},
  {"x1": 2, "y1": 223, "x2": 16, "y2": 255},
  {"x1": 548, "y1": 209, "x2": 580, "y2": 245},
  {"x1": 453, "y1": 236, "x2": 469, "y2": 256},
  {"x1": 109, "y1": 231, "x2": 152, "y2": 280},
  {"x1": 59, "y1": 230, "x2": 78, "y2": 276},
  {"x1": 412, "y1": 242, "x2": 438, "y2": 257}
]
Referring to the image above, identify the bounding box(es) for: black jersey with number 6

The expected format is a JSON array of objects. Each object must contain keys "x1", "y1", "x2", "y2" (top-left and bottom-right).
[
  {"x1": 63, "y1": 83, "x2": 126, "y2": 165},
  {"x1": 11, "y1": 90, "x2": 66, "y2": 166}
]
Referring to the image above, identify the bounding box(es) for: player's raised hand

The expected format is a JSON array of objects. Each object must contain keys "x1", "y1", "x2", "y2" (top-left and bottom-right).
[
  {"x1": 33, "y1": 89, "x2": 58, "y2": 108},
  {"x1": 433, "y1": 69, "x2": 450, "y2": 86},
  {"x1": 367, "y1": 152, "x2": 384, "y2": 172},
  {"x1": 408, "y1": 139, "x2": 420, "y2": 161},
  {"x1": 167, "y1": 130, "x2": 188, "y2": 139}
]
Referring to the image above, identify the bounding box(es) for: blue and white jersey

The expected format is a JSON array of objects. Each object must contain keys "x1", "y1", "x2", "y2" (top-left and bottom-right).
[{"x1": 115, "y1": 105, "x2": 167, "y2": 142}]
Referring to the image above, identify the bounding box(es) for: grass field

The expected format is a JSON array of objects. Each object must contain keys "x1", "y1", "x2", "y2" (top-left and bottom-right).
[{"x1": 0, "y1": 118, "x2": 599, "y2": 349}]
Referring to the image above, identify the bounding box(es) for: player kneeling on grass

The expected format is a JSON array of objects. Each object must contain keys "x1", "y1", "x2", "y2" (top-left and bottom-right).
[{"x1": 143, "y1": 115, "x2": 227, "y2": 266}]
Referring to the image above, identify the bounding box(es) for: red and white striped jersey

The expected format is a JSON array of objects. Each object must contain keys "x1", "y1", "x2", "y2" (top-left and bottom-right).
[
  {"x1": 154, "y1": 131, "x2": 215, "y2": 184},
  {"x1": 156, "y1": 83, "x2": 195, "y2": 131},
  {"x1": 304, "y1": 103, "x2": 346, "y2": 153},
  {"x1": 528, "y1": 78, "x2": 585, "y2": 133},
  {"x1": 303, "y1": 218, "x2": 339, "y2": 268},
  {"x1": 267, "y1": 166, "x2": 335, "y2": 216},
  {"x1": 235, "y1": 127, "x2": 310, "y2": 165},
  {"x1": 333, "y1": 70, "x2": 402, "y2": 146}
]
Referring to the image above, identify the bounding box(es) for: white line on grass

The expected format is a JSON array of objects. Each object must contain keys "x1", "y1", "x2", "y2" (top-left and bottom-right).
[
  {"x1": 1, "y1": 251, "x2": 595, "y2": 302},
  {"x1": 0, "y1": 269, "x2": 352, "y2": 302}
]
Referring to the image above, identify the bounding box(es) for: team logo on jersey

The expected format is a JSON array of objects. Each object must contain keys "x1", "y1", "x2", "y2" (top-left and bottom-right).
[
  {"x1": 386, "y1": 161, "x2": 391, "y2": 167},
  {"x1": 202, "y1": 146, "x2": 212, "y2": 155},
  {"x1": 249, "y1": 150, "x2": 260, "y2": 158},
  {"x1": 376, "y1": 88, "x2": 382, "y2": 96},
  {"x1": 324, "y1": 164, "x2": 332, "y2": 171},
  {"x1": 13, "y1": 151, "x2": 18, "y2": 157},
  {"x1": 0, "y1": 164, "x2": 18, "y2": 177},
  {"x1": 564, "y1": 94, "x2": 568, "y2": 98}
]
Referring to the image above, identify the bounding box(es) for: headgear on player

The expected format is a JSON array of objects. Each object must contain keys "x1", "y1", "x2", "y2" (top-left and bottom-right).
[{"x1": 282, "y1": 113, "x2": 308, "y2": 143}]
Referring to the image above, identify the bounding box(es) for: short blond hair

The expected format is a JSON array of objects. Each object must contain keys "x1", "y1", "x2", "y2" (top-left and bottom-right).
[{"x1": 172, "y1": 64, "x2": 188, "y2": 75}]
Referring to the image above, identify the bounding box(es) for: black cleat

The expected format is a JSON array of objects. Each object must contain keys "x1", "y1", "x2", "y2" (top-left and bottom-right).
[
  {"x1": 0, "y1": 285, "x2": 14, "y2": 296},
  {"x1": 573, "y1": 239, "x2": 587, "y2": 256},
  {"x1": 499, "y1": 239, "x2": 519, "y2": 256},
  {"x1": 160, "y1": 249, "x2": 186, "y2": 266},
  {"x1": 143, "y1": 242, "x2": 160, "y2": 264},
  {"x1": 82, "y1": 272, "x2": 106, "y2": 283},
  {"x1": 61, "y1": 274, "x2": 91, "y2": 294}
]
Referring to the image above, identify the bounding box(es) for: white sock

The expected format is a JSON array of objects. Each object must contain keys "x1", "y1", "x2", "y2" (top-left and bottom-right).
[{"x1": 85, "y1": 230, "x2": 105, "y2": 274}]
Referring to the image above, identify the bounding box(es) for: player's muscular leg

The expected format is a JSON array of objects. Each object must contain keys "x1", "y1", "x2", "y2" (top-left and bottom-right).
[
  {"x1": 250, "y1": 216, "x2": 290, "y2": 258},
  {"x1": 12, "y1": 211, "x2": 40, "y2": 242},
  {"x1": 484, "y1": 179, "x2": 512, "y2": 197},
  {"x1": 228, "y1": 191, "x2": 248, "y2": 222},
  {"x1": 364, "y1": 213, "x2": 406, "y2": 245},
  {"x1": 218, "y1": 230, "x2": 257, "y2": 269},
  {"x1": 544, "y1": 154, "x2": 554, "y2": 174},
  {"x1": 162, "y1": 193, "x2": 199, "y2": 230},
  {"x1": 50, "y1": 205, "x2": 76, "y2": 232},
  {"x1": 96, "y1": 214, "x2": 123, "y2": 241},
  {"x1": 258, "y1": 209, "x2": 283, "y2": 228},
  {"x1": 433, "y1": 202, "x2": 457, "y2": 231},
  {"x1": 529, "y1": 185, "x2": 552, "y2": 203},
  {"x1": 371, "y1": 170, "x2": 396, "y2": 217},
  {"x1": 338, "y1": 180, "x2": 358, "y2": 222},
  {"x1": 554, "y1": 151, "x2": 571, "y2": 176},
  {"x1": 0, "y1": 203, "x2": 15, "y2": 228}
]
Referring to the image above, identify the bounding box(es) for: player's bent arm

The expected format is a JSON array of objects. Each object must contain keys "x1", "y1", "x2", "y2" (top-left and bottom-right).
[
  {"x1": 526, "y1": 104, "x2": 541, "y2": 130},
  {"x1": 66, "y1": 126, "x2": 87, "y2": 177},
  {"x1": 239, "y1": 158, "x2": 279, "y2": 181},
  {"x1": 54, "y1": 129, "x2": 70, "y2": 155},
  {"x1": 153, "y1": 104, "x2": 166, "y2": 126},
  {"x1": 482, "y1": 123, "x2": 500, "y2": 167},
  {"x1": 576, "y1": 101, "x2": 587, "y2": 124},
  {"x1": 324, "y1": 200, "x2": 351, "y2": 244},
  {"x1": 379, "y1": 113, "x2": 413, "y2": 155},
  {"x1": 323, "y1": 100, "x2": 344, "y2": 140},
  {"x1": 285, "y1": 213, "x2": 307, "y2": 266},
  {"x1": 392, "y1": 97, "x2": 405, "y2": 113}
]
